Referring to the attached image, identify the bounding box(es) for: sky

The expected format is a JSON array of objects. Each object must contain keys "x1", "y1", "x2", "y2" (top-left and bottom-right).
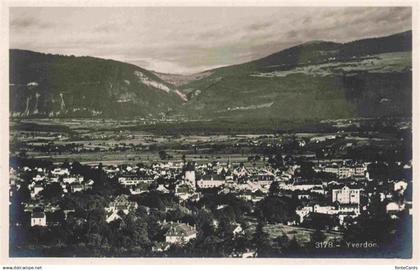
[{"x1": 10, "y1": 7, "x2": 412, "y2": 74}]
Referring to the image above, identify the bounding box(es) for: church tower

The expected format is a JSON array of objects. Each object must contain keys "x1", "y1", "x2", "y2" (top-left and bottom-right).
[{"x1": 184, "y1": 161, "x2": 196, "y2": 189}]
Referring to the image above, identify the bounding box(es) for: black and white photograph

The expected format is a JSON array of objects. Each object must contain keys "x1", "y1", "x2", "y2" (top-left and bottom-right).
[{"x1": 2, "y1": 2, "x2": 418, "y2": 263}]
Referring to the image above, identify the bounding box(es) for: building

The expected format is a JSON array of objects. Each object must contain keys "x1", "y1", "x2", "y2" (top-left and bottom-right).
[
  {"x1": 31, "y1": 184, "x2": 44, "y2": 199},
  {"x1": 105, "y1": 195, "x2": 138, "y2": 223},
  {"x1": 32, "y1": 174, "x2": 45, "y2": 182},
  {"x1": 118, "y1": 177, "x2": 153, "y2": 187},
  {"x1": 332, "y1": 186, "x2": 361, "y2": 205},
  {"x1": 386, "y1": 202, "x2": 405, "y2": 214},
  {"x1": 184, "y1": 162, "x2": 196, "y2": 189},
  {"x1": 296, "y1": 206, "x2": 313, "y2": 223},
  {"x1": 197, "y1": 178, "x2": 225, "y2": 189},
  {"x1": 337, "y1": 203, "x2": 360, "y2": 215},
  {"x1": 70, "y1": 184, "x2": 84, "y2": 193},
  {"x1": 51, "y1": 167, "x2": 70, "y2": 176},
  {"x1": 106, "y1": 195, "x2": 138, "y2": 214},
  {"x1": 165, "y1": 222, "x2": 197, "y2": 245},
  {"x1": 63, "y1": 175, "x2": 83, "y2": 184},
  {"x1": 313, "y1": 204, "x2": 338, "y2": 215},
  {"x1": 31, "y1": 212, "x2": 47, "y2": 227},
  {"x1": 287, "y1": 178, "x2": 323, "y2": 191},
  {"x1": 394, "y1": 180, "x2": 408, "y2": 194},
  {"x1": 322, "y1": 164, "x2": 366, "y2": 179}
]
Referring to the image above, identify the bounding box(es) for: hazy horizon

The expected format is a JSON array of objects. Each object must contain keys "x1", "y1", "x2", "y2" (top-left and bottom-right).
[{"x1": 10, "y1": 7, "x2": 412, "y2": 74}]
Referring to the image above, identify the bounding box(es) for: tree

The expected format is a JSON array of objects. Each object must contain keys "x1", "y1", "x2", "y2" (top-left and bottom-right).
[
  {"x1": 159, "y1": 150, "x2": 168, "y2": 160},
  {"x1": 268, "y1": 154, "x2": 284, "y2": 168},
  {"x1": 256, "y1": 196, "x2": 297, "y2": 224},
  {"x1": 273, "y1": 233, "x2": 289, "y2": 253},
  {"x1": 309, "y1": 229, "x2": 326, "y2": 246},
  {"x1": 40, "y1": 183, "x2": 63, "y2": 201},
  {"x1": 269, "y1": 181, "x2": 280, "y2": 196},
  {"x1": 253, "y1": 220, "x2": 272, "y2": 257},
  {"x1": 285, "y1": 236, "x2": 301, "y2": 255},
  {"x1": 296, "y1": 161, "x2": 315, "y2": 178}
]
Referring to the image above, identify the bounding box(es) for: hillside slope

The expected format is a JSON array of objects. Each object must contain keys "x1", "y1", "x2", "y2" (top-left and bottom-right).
[
  {"x1": 9, "y1": 50, "x2": 186, "y2": 118},
  {"x1": 179, "y1": 31, "x2": 412, "y2": 121}
]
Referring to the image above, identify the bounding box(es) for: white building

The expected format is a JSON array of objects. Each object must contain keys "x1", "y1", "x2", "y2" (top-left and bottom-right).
[
  {"x1": 296, "y1": 206, "x2": 313, "y2": 223},
  {"x1": 165, "y1": 222, "x2": 197, "y2": 245},
  {"x1": 118, "y1": 177, "x2": 153, "y2": 187},
  {"x1": 386, "y1": 202, "x2": 405, "y2": 213},
  {"x1": 184, "y1": 162, "x2": 196, "y2": 189},
  {"x1": 32, "y1": 174, "x2": 45, "y2": 182},
  {"x1": 31, "y1": 184, "x2": 44, "y2": 199},
  {"x1": 197, "y1": 179, "x2": 225, "y2": 189},
  {"x1": 63, "y1": 175, "x2": 83, "y2": 184},
  {"x1": 332, "y1": 186, "x2": 361, "y2": 205},
  {"x1": 185, "y1": 170, "x2": 196, "y2": 188},
  {"x1": 31, "y1": 212, "x2": 47, "y2": 227},
  {"x1": 313, "y1": 204, "x2": 338, "y2": 215},
  {"x1": 51, "y1": 168, "x2": 70, "y2": 176},
  {"x1": 394, "y1": 180, "x2": 408, "y2": 194}
]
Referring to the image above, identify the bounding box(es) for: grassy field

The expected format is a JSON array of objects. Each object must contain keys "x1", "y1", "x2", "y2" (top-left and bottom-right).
[{"x1": 252, "y1": 52, "x2": 411, "y2": 78}]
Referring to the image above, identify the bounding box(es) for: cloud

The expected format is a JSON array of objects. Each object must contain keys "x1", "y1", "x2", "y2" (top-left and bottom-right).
[
  {"x1": 10, "y1": 14, "x2": 52, "y2": 29},
  {"x1": 9, "y1": 7, "x2": 412, "y2": 74}
]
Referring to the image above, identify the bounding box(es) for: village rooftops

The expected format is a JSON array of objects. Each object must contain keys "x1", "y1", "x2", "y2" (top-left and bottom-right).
[
  {"x1": 337, "y1": 203, "x2": 360, "y2": 208},
  {"x1": 200, "y1": 173, "x2": 225, "y2": 181},
  {"x1": 290, "y1": 178, "x2": 323, "y2": 186}
]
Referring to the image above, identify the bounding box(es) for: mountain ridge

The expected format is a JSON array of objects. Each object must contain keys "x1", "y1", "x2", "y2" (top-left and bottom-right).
[
  {"x1": 9, "y1": 49, "x2": 186, "y2": 118},
  {"x1": 9, "y1": 30, "x2": 412, "y2": 121}
]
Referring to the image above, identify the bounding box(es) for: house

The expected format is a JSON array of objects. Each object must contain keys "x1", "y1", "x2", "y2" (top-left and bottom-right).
[
  {"x1": 105, "y1": 195, "x2": 138, "y2": 214},
  {"x1": 287, "y1": 178, "x2": 323, "y2": 191},
  {"x1": 157, "y1": 184, "x2": 170, "y2": 193},
  {"x1": 175, "y1": 183, "x2": 197, "y2": 201},
  {"x1": 296, "y1": 206, "x2": 313, "y2": 223},
  {"x1": 313, "y1": 204, "x2": 338, "y2": 215},
  {"x1": 118, "y1": 177, "x2": 153, "y2": 187},
  {"x1": 332, "y1": 186, "x2": 361, "y2": 205},
  {"x1": 31, "y1": 212, "x2": 47, "y2": 227},
  {"x1": 105, "y1": 195, "x2": 138, "y2": 223},
  {"x1": 84, "y1": 179, "x2": 94, "y2": 190},
  {"x1": 233, "y1": 223, "x2": 244, "y2": 236},
  {"x1": 297, "y1": 193, "x2": 311, "y2": 200},
  {"x1": 386, "y1": 202, "x2": 405, "y2": 214},
  {"x1": 165, "y1": 222, "x2": 197, "y2": 245},
  {"x1": 152, "y1": 242, "x2": 171, "y2": 252},
  {"x1": 337, "y1": 203, "x2": 360, "y2": 215},
  {"x1": 51, "y1": 167, "x2": 70, "y2": 176},
  {"x1": 31, "y1": 184, "x2": 44, "y2": 199},
  {"x1": 311, "y1": 186, "x2": 325, "y2": 195},
  {"x1": 322, "y1": 164, "x2": 366, "y2": 179},
  {"x1": 106, "y1": 211, "x2": 122, "y2": 223},
  {"x1": 394, "y1": 180, "x2": 408, "y2": 194},
  {"x1": 63, "y1": 175, "x2": 83, "y2": 184},
  {"x1": 197, "y1": 178, "x2": 225, "y2": 189},
  {"x1": 233, "y1": 165, "x2": 249, "y2": 180},
  {"x1": 32, "y1": 174, "x2": 45, "y2": 182},
  {"x1": 70, "y1": 184, "x2": 84, "y2": 193}
]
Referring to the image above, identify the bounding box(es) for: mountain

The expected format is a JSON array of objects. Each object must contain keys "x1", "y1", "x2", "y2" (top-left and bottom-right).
[
  {"x1": 179, "y1": 31, "x2": 412, "y2": 121},
  {"x1": 9, "y1": 49, "x2": 186, "y2": 118},
  {"x1": 10, "y1": 30, "x2": 412, "y2": 122}
]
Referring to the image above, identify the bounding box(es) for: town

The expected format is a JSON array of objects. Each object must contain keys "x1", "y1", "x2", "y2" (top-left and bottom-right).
[{"x1": 9, "y1": 117, "x2": 412, "y2": 258}]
